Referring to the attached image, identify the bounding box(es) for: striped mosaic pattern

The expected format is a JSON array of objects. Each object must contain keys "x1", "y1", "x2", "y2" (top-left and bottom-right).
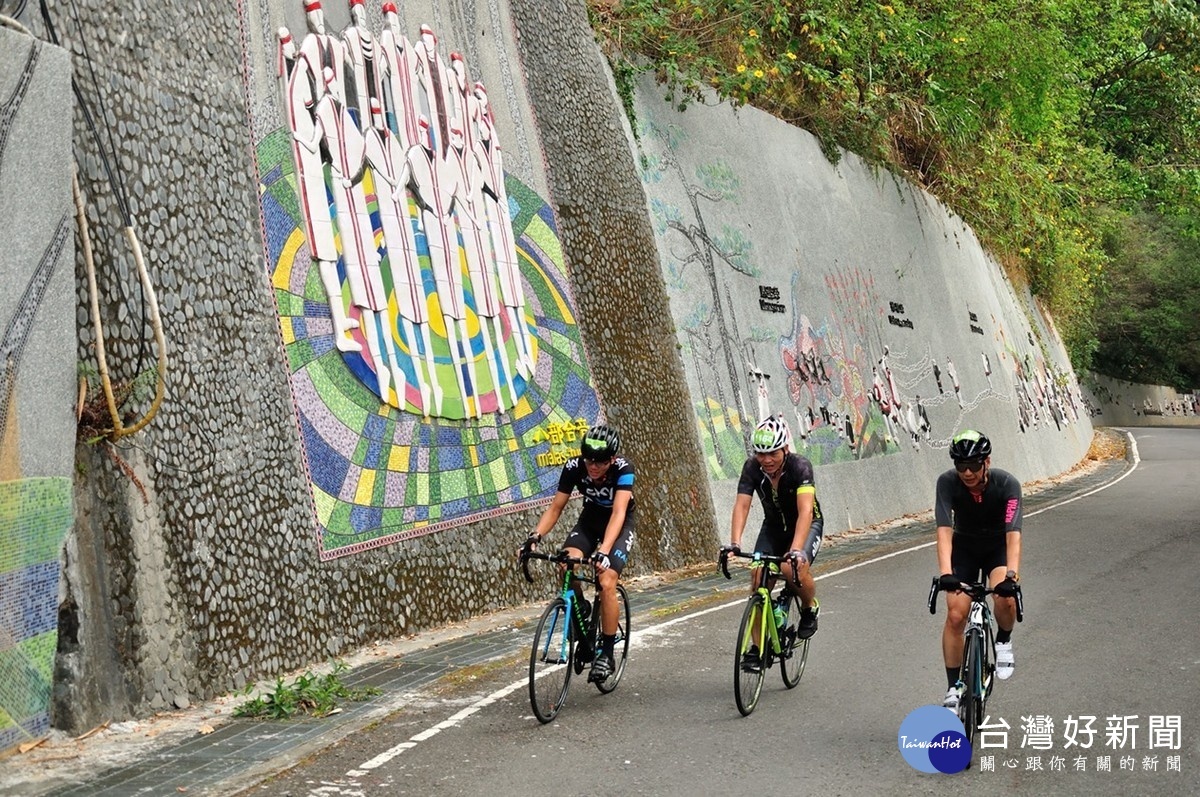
[
  {"x1": 0, "y1": 478, "x2": 72, "y2": 750},
  {"x1": 257, "y1": 130, "x2": 598, "y2": 557}
]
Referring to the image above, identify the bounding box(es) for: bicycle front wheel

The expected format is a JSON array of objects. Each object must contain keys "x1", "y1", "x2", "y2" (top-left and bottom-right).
[
  {"x1": 960, "y1": 630, "x2": 982, "y2": 747},
  {"x1": 779, "y1": 592, "x2": 810, "y2": 689},
  {"x1": 733, "y1": 594, "x2": 766, "y2": 716},
  {"x1": 529, "y1": 598, "x2": 574, "y2": 723},
  {"x1": 594, "y1": 584, "x2": 631, "y2": 694}
]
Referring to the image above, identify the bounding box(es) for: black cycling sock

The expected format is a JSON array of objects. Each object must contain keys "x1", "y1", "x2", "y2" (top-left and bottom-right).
[
  {"x1": 996, "y1": 629, "x2": 1012, "y2": 644},
  {"x1": 601, "y1": 634, "x2": 616, "y2": 657},
  {"x1": 947, "y1": 667, "x2": 960, "y2": 689}
]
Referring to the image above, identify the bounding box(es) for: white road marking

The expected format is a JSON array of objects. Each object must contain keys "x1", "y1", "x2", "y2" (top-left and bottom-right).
[{"x1": 333, "y1": 435, "x2": 1139, "y2": 787}]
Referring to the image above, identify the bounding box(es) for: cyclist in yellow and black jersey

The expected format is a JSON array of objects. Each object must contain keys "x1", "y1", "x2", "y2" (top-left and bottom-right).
[{"x1": 724, "y1": 415, "x2": 824, "y2": 671}]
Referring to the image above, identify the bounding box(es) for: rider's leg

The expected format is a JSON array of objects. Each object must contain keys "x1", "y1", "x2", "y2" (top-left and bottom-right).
[
  {"x1": 942, "y1": 590, "x2": 970, "y2": 684},
  {"x1": 987, "y1": 564, "x2": 1016, "y2": 635}
]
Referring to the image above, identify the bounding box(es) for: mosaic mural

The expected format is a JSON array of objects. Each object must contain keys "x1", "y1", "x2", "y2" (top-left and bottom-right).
[
  {"x1": 0, "y1": 479, "x2": 72, "y2": 751},
  {"x1": 257, "y1": 2, "x2": 598, "y2": 557}
]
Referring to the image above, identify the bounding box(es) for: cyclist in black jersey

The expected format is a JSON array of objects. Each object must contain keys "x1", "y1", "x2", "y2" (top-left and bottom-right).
[
  {"x1": 523, "y1": 424, "x2": 634, "y2": 683},
  {"x1": 723, "y1": 415, "x2": 824, "y2": 671},
  {"x1": 935, "y1": 429, "x2": 1022, "y2": 710}
]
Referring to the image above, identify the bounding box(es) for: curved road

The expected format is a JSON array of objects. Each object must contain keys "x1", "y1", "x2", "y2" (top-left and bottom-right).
[{"x1": 245, "y1": 429, "x2": 1199, "y2": 796}]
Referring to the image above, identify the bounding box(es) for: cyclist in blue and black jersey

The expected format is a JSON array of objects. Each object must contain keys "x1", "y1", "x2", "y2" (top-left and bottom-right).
[
  {"x1": 723, "y1": 415, "x2": 823, "y2": 672},
  {"x1": 523, "y1": 424, "x2": 634, "y2": 682},
  {"x1": 935, "y1": 429, "x2": 1022, "y2": 711}
]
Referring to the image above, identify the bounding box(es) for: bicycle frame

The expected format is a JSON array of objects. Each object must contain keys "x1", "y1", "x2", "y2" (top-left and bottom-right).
[
  {"x1": 527, "y1": 552, "x2": 596, "y2": 663},
  {"x1": 929, "y1": 577, "x2": 1023, "y2": 748},
  {"x1": 722, "y1": 552, "x2": 800, "y2": 663}
]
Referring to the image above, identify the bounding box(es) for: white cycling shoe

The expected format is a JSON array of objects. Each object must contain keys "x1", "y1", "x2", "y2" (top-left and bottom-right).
[{"x1": 995, "y1": 641, "x2": 1015, "y2": 680}]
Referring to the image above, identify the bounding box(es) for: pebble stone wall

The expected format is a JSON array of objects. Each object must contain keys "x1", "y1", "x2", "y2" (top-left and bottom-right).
[
  {"x1": 507, "y1": 0, "x2": 719, "y2": 568},
  {"x1": 28, "y1": 0, "x2": 717, "y2": 734}
]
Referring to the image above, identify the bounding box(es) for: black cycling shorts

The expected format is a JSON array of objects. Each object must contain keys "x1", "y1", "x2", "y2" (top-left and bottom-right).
[
  {"x1": 950, "y1": 534, "x2": 1007, "y2": 583},
  {"x1": 562, "y1": 514, "x2": 634, "y2": 575},
  {"x1": 753, "y1": 517, "x2": 824, "y2": 565}
]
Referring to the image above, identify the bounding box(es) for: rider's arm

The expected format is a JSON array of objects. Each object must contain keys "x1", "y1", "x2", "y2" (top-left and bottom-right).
[
  {"x1": 532, "y1": 490, "x2": 570, "y2": 540},
  {"x1": 597, "y1": 489, "x2": 632, "y2": 555},
  {"x1": 789, "y1": 488, "x2": 815, "y2": 553},
  {"x1": 1005, "y1": 529, "x2": 1022, "y2": 578},
  {"x1": 934, "y1": 471, "x2": 956, "y2": 574},
  {"x1": 936, "y1": 524, "x2": 955, "y2": 574},
  {"x1": 730, "y1": 493, "x2": 752, "y2": 548}
]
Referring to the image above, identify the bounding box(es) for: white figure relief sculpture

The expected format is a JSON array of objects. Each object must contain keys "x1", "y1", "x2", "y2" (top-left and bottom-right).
[
  {"x1": 279, "y1": 2, "x2": 536, "y2": 417},
  {"x1": 473, "y1": 82, "x2": 534, "y2": 377},
  {"x1": 449, "y1": 119, "x2": 517, "y2": 410},
  {"x1": 379, "y1": 2, "x2": 421, "y2": 149},
  {"x1": 364, "y1": 97, "x2": 440, "y2": 416},
  {"x1": 279, "y1": 23, "x2": 361, "y2": 353},
  {"x1": 312, "y1": 67, "x2": 403, "y2": 402},
  {"x1": 342, "y1": 0, "x2": 382, "y2": 132},
  {"x1": 407, "y1": 114, "x2": 481, "y2": 418}
]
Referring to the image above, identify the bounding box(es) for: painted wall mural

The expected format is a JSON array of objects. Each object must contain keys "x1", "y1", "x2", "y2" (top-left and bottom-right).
[
  {"x1": 258, "y1": 1, "x2": 598, "y2": 557},
  {"x1": 639, "y1": 118, "x2": 1085, "y2": 479}
]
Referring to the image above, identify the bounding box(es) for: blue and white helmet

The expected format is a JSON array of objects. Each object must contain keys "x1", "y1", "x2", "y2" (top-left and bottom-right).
[{"x1": 751, "y1": 415, "x2": 790, "y2": 453}]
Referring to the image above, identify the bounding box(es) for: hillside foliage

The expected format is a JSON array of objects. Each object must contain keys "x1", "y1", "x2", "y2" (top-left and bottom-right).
[{"x1": 589, "y1": 0, "x2": 1200, "y2": 387}]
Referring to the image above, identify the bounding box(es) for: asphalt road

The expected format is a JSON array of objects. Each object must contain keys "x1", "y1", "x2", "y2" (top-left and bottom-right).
[{"x1": 240, "y1": 429, "x2": 1200, "y2": 796}]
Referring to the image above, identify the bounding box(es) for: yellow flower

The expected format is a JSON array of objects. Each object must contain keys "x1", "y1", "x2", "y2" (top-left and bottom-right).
[
  {"x1": 748, "y1": 28, "x2": 758, "y2": 38},
  {"x1": 737, "y1": 64, "x2": 747, "y2": 73},
  {"x1": 786, "y1": 51, "x2": 797, "y2": 60},
  {"x1": 882, "y1": 4, "x2": 895, "y2": 13},
  {"x1": 754, "y1": 69, "x2": 764, "y2": 78}
]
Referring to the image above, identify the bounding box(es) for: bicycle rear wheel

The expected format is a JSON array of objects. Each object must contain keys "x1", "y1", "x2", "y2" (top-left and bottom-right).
[
  {"x1": 959, "y1": 630, "x2": 983, "y2": 748},
  {"x1": 594, "y1": 584, "x2": 631, "y2": 694},
  {"x1": 779, "y1": 591, "x2": 810, "y2": 689},
  {"x1": 529, "y1": 598, "x2": 573, "y2": 723},
  {"x1": 733, "y1": 594, "x2": 766, "y2": 716}
]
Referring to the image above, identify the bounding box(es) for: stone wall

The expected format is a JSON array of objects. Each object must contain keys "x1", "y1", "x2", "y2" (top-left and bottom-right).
[
  {"x1": 0, "y1": 0, "x2": 1097, "y2": 736},
  {"x1": 9, "y1": 0, "x2": 716, "y2": 734}
]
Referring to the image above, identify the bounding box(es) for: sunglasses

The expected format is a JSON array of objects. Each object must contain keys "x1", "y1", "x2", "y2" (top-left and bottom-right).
[{"x1": 955, "y1": 459, "x2": 985, "y2": 473}]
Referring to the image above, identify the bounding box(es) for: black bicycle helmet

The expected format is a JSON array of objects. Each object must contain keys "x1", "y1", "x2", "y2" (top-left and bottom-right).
[
  {"x1": 949, "y1": 429, "x2": 992, "y2": 461},
  {"x1": 580, "y1": 424, "x2": 620, "y2": 461}
]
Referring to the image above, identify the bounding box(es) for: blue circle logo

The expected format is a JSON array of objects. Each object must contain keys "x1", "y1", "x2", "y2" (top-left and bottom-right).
[{"x1": 898, "y1": 705, "x2": 971, "y2": 773}]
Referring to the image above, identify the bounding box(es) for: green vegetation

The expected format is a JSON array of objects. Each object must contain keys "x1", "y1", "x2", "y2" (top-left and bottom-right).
[
  {"x1": 589, "y1": 0, "x2": 1200, "y2": 385},
  {"x1": 233, "y1": 662, "x2": 381, "y2": 720}
]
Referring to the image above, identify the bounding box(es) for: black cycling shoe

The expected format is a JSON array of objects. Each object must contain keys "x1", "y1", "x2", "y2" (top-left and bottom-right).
[
  {"x1": 588, "y1": 655, "x2": 615, "y2": 683},
  {"x1": 573, "y1": 637, "x2": 594, "y2": 674},
  {"x1": 741, "y1": 645, "x2": 762, "y2": 673},
  {"x1": 797, "y1": 605, "x2": 819, "y2": 639}
]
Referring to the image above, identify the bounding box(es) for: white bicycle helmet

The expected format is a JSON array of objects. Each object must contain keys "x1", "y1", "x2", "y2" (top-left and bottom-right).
[{"x1": 751, "y1": 415, "x2": 790, "y2": 453}]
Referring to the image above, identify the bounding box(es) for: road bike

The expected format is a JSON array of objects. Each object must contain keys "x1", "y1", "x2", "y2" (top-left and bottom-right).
[
  {"x1": 520, "y1": 548, "x2": 630, "y2": 723},
  {"x1": 928, "y1": 577, "x2": 1023, "y2": 756},
  {"x1": 719, "y1": 549, "x2": 810, "y2": 716}
]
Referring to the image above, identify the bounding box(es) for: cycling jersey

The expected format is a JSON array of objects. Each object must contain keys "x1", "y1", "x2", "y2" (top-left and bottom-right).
[
  {"x1": 556, "y1": 456, "x2": 636, "y2": 525},
  {"x1": 736, "y1": 453, "x2": 823, "y2": 535},
  {"x1": 934, "y1": 467, "x2": 1022, "y2": 537}
]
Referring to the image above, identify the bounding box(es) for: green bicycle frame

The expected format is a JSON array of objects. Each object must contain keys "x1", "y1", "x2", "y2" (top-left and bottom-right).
[{"x1": 738, "y1": 561, "x2": 785, "y2": 659}]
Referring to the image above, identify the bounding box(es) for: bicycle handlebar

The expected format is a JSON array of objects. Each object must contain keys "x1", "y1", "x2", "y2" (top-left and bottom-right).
[
  {"x1": 718, "y1": 548, "x2": 803, "y2": 585},
  {"x1": 928, "y1": 576, "x2": 1024, "y2": 623},
  {"x1": 519, "y1": 548, "x2": 598, "y2": 584}
]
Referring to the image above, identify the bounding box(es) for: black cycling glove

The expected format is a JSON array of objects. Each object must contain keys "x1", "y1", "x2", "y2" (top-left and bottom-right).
[{"x1": 938, "y1": 573, "x2": 963, "y2": 592}]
